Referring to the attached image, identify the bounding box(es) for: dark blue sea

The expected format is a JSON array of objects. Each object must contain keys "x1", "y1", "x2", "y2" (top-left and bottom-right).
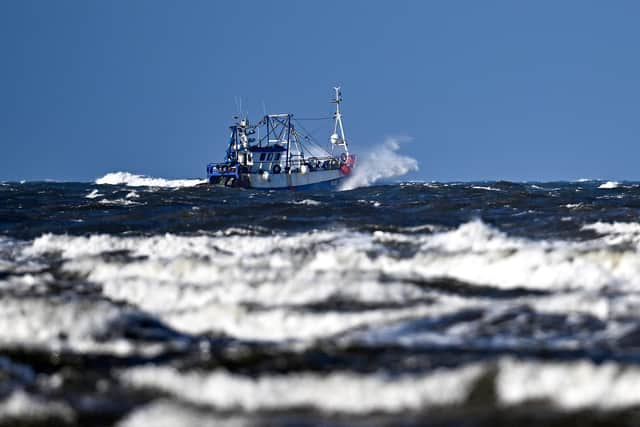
[{"x1": 2, "y1": 173, "x2": 640, "y2": 426}]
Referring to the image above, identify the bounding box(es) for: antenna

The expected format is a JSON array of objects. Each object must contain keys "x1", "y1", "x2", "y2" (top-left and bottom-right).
[
  {"x1": 234, "y1": 96, "x2": 242, "y2": 119},
  {"x1": 332, "y1": 86, "x2": 342, "y2": 103}
]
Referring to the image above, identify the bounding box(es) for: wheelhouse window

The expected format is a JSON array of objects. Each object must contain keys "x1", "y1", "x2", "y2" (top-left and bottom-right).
[
  {"x1": 267, "y1": 153, "x2": 273, "y2": 161},
  {"x1": 259, "y1": 153, "x2": 266, "y2": 161},
  {"x1": 275, "y1": 153, "x2": 281, "y2": 161}
]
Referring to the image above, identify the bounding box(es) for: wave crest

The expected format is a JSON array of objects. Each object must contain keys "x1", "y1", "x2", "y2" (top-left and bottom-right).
[
  {"x1": 95, "y1": 172, "x2": 205, "y2": 188},
  {"x1": 598, "y1": 181, "x2": 620, "y2": 189}
]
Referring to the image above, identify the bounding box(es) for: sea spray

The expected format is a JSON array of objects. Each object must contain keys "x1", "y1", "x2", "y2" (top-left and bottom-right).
[{"x1": 340, "y1": 137, "x2": 418, "y2": 190}]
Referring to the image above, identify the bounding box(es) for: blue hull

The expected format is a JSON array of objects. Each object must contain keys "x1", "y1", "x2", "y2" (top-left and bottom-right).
[
  {"x1": 207, "y1": 174, "x2": 345, "y2": 190},
  {"x1": 207, "y1": 164, "x2": 349, "y2": 191},
  {"x1": 259, "y1": 177, "x2": 345, "y2": 191}
]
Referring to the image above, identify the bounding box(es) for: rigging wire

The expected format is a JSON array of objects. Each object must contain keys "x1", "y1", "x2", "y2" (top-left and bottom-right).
[
  {"x1": 294, "y1": 116, "x2": 333, "y2": 121},
  {"x1": 292, "y1": 118, "x2": 332, "y2": 157}
]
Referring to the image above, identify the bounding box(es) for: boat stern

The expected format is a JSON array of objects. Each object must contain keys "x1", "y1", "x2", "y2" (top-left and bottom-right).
[{"x1": 206, "y1": 163, "x2": 247, "y2": 187}]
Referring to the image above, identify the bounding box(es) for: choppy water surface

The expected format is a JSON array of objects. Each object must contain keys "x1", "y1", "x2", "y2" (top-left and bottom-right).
[{"x1": 3, "y1": 175, "x2": 640, "y2": 426}]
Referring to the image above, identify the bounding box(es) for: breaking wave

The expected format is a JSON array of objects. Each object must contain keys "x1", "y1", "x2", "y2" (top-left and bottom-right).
[
  {"x1": 122, "y1": 364, "x2": 484, "y2": 413},
  {"x1": 119, "y1": 358, "x2": 640, "y2": 413},
  {"x1": 96, "y1": 171, "x2": 205, "y2": 188},
  {"x1": 12, "y1": 218, "x2": 640, "y2": 346},
  {"x1": 598, "y1": 180, "x2": 620, "y2": 189}
]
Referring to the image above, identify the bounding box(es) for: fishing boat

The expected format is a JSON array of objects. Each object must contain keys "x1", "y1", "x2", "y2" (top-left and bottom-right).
[{"x1": 206, "y1": 87, "x2": 356, "y2": 190}]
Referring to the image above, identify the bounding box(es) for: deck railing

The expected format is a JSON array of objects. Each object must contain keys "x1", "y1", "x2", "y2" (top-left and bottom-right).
[{"x1": 209, "y1": 155, "x2": 343, "y2": 176}]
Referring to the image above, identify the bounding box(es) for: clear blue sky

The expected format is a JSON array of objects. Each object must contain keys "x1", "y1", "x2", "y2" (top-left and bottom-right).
[{"x1": 1, "y1": 1, "x2": 639, "y2": 182}]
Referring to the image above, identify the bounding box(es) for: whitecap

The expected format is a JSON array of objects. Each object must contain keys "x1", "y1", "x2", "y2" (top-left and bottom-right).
[
  {"x1": 471, "y1": 186, "x2": 502, "y2": 192},
  {"x1": 121, "y1": 364, "x2": 484, "y2": 413},
  {"x1": 582, "y1": 221, "x2": 640, "y2": 236},
  {"x1": 116, "y1": 357, "x2": 640, "y2": 415},
  {"x1": 581, "y1": 221, "x2": 640, "y2": 247},
  {"x1": 531, "y1": 184, "x2": 560, "y2": 191},
  {"x1": 98, "y1": 198, "x2": 144, "y2": 206},
  {"x1": 291, "y1": 199, "x2": 322, "y2": 206},
  {"x1": 598, "y1": 181, "x2": 620, "y2": 189},
  {"x1": 398, "y1": 225, "x2": 633, "y2": 291},
  {"x1": 85, "y1": 189, "x2": 103, "y2": 199},
  {"x1": 496, "y1": 358, "x2": 640, "y2": 409},
  {"x1": 422, "y1": 182, "x2": 441, "y2": 188},
  {"x1": 117, "y1": 400, "x2": 247, "y2": 427},
  {"x1": 23, "y1": 232, "x2": 437, "y2": 340},
  {"x1": 357, "y1": 199, "x2": 381, "y2": 207},
  {"x1": 21, "y1": 220, "x2": 640, "y2": 343},
  {"x1": 0, "y1": 391, "x2": 73, "y2": 422},
  {"x1": 397, "y1": 224, "x2": 440, "y2": 233},
  {"x1": 0, "y1": 294, "x2": 157, "y2": 355},
  {"x1": 96, "y1": 172, "x2": 205, "y2": 188}
]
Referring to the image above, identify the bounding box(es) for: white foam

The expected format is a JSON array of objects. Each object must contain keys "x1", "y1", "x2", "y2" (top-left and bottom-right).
[
  {"x1": 471, "y1": 186, "x2": 502, "y2": 192},
  {"x1": 0, "y1": 391, "x2": 73, "y2": 422},
  {"x1": 530, "y1": 184, "x2": 561, "y2": 191},
  {"x1": 422, "y1": 182, "x2": 441, "y2": 188},
  {"x1": 83, "y1": 259, "x2": 435, "y2": 340},
  {"x1": 353, "y1": 220, "x2": 640, "y2": 295},
  {"x1": 21, "y1": 218, "x2": 640, "y2": 341},
  {"x1": 118, "y1": 400, "x2": 248, "y2": 427},
  {"x1": 96, "y1": 172, "x2": 205, "y2": 188},
  {"x1": 419, "y1": 219, "x2": 524, "y2": 252},
  {"x1": 581, "y1": 221, "x2": 640, "y2": 248},
  {"x1": 357, "y1": 199, "x2": 382, "y2": 207},
  {"x1": 0, "y1": 291, "x2": 171, "y2": 355},
  {"x1": 98, "y1": 198, "x2": 144, "y2": 206},
  {"x1": 374, "y1": 220, "x2": 640, "y2": 294},
  {"x1": 115, "y1": 357, "x2": 640, "y2": 415},
  {"x1": 85, "y1": 189, "x2": 103, "y2": 199},
  {"x1": 497, "y1": 358, "x2": 640, "y2": 409},
  {"x1": 0, "y1": 294, "x2": 109, "y2": 348},
  {"x1": 582, "y1": 221, "x2": 640, "y2": 236},
  {"x1": 598, "y1": 181, "x2": 620, "y2": 189},
  {"x1": 24, "y1": 232, "x2": 440, "y2": 340},
  {"x1": 291, "y1": 199, "x2": 322, "y2": 206},
  {"x1": 397, "y1": 224, "x2": 440, "y2": 233},
  {"x1": 341, "y1": 137, "x2": 418, "y2": 190},
  {"x1": 122, "y1": 364, "x2": 484, "y2": 413}
]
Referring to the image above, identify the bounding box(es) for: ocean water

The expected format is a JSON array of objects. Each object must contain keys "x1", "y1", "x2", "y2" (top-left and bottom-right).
[{"x1": 2, "y1": 174, "x2": 640, "y2": 426}]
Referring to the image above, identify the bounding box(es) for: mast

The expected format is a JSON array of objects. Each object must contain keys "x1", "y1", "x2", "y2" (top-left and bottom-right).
[
  {"x1": 330, "y1": 86, "x2": 349, "y2": 155},
  {"x1": 286, "y1": 114, "x2": 291, "y2": 170}
]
